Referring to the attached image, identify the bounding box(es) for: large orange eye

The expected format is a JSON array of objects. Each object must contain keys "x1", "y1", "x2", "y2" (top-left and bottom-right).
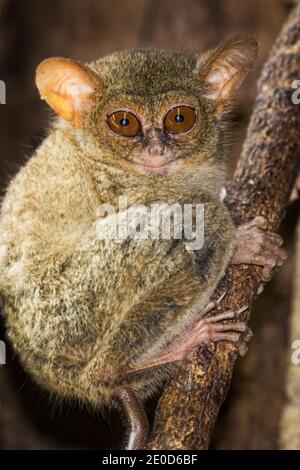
[
  {"x1": 107, "y1": 110, "x2": 141, "y2": 137},
  {"x1": 164, "y1": 106, "x2": 196, "y2": 134}
]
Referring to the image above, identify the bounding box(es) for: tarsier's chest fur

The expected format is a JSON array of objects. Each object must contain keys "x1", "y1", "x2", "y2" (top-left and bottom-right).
[{"x1": 0, "y1": 36, "x2": 258, "y2": 407}]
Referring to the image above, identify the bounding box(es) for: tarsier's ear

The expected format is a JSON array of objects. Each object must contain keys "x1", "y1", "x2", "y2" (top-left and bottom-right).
[
  {"x1": 36, "y1": 57, "x2": 99, "y2": 128},
  {"x1": 197, "y1": 33, "x2": 258, "y2": 112}
]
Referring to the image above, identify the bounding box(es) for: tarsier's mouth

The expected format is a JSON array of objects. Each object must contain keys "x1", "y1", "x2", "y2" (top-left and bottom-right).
[
  {"x1": 133, "y1": 149, "x2": 180, "y2": 176},
  {"x1": 135, "y1": 158, "x2": 178, "y2": 176}
]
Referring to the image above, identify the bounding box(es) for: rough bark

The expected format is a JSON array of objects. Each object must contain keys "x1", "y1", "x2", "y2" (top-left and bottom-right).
[{"x1": 148, "y1": 2, "x2": 300, "y2": 450}]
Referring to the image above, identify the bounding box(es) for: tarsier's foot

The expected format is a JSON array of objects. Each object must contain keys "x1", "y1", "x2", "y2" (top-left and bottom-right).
[
  {"x1": 183, "y1": 308, "x2": 252, "y2": 357},
  {"x1": 130, "y1": 306, "x2": 251, "y2": 375},
  {"x1": 122, "y1": 308, "x2": 252, "y2": 449},
  {"x1": 231, "y1": 216, "x2": 287, "y2": 282}
]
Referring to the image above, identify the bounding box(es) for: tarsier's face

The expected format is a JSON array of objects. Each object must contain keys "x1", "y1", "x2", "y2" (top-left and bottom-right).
[
  {"x1": 88, "y1": 51, "x2": 213, "y2": 177},
  {"x1": 36, "y1": 36, "x2": 257, "y2": 177}
]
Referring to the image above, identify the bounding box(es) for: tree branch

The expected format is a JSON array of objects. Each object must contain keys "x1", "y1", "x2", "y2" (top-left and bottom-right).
[{"x1": 147, "y1": 2, "x2": 300, "y2": 450}]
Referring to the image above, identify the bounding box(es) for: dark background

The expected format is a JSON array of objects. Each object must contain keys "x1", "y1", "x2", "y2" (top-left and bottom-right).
[{"x1": 0, "y1": 0, "x2": 298, "y2": 449}]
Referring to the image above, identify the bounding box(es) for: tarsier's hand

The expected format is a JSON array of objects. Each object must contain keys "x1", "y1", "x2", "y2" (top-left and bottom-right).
[{"x1": 231, "y1": 216, "x2": 287, "y2": 282}]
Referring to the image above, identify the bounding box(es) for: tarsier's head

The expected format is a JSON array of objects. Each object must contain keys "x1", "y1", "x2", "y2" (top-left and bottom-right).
[{"x1": 36, "y1": 34, "x2": 257, "y2": 179}]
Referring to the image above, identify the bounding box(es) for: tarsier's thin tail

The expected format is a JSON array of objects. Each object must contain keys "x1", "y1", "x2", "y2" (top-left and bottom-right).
[{"x1": 117, "y1": 387, "x2": 149, "y2": 450}]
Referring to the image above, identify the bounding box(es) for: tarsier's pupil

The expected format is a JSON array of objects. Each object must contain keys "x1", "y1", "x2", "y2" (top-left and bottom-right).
[
  {"x1": 120, "y1": 118, "x2": 130, "y2": 127},
  {"x1": 175, "y1": 114, "x2": 184, "y2": 123}
]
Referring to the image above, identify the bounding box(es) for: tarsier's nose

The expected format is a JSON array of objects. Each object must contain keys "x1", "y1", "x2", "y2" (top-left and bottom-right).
[
  {"x1": 144, "y1": 128, "x2": 166, "y2": 157},
  {"x1": 148, "y1": 142, "x2": 165, "y2": 157}
]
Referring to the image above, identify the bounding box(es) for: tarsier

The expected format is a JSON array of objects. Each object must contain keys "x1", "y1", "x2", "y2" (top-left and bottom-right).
[{"x1": 0, "y1": 34, "x2": 287, "y2": 449}]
